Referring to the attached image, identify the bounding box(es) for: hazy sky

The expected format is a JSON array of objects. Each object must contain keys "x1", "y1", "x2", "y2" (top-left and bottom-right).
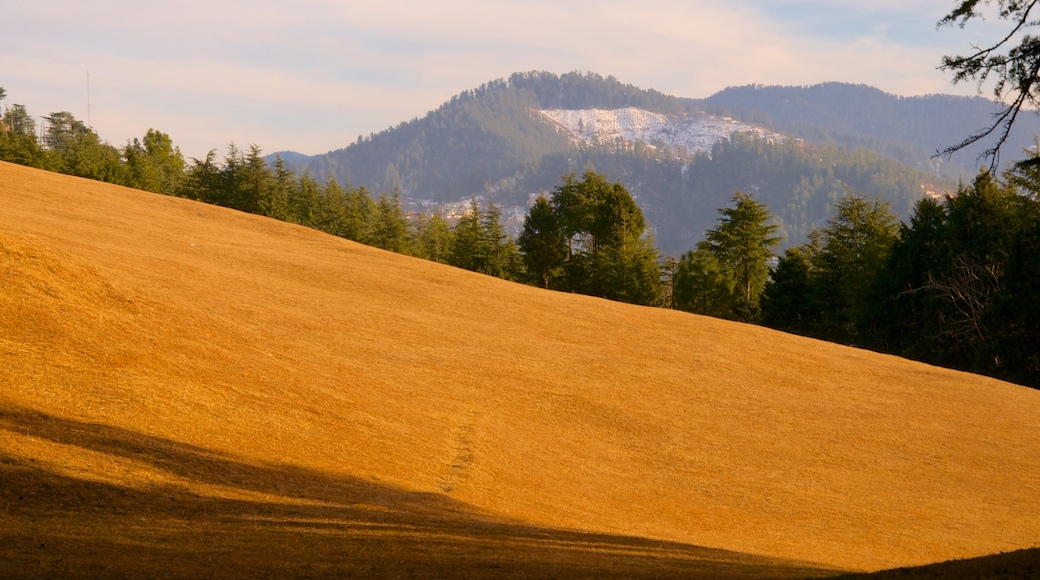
[{"x1": 1, "y1": 1, "x2": 999, "y2": 159}]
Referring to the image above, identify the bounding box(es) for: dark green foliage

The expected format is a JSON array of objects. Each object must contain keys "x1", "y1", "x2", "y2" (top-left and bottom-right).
[
  {"x1": 761, "y1": 194, "x2": 899, "y2": 344},
  {"x1": 814, "y1": 195, "x2": 899, "y2": 343},
  {"x1": 594, "y1": 236, "x2": 662, "y2": 306},
  {"x1": 289, "y1": 172, "x2": 322, "y2": 229},
  {"x1": 0, "y1": 98, "x2": 53, "y2": 170},
  {"x1": 0, "y1": 103, "x2": 50, "y2": 169},
  {"x1": 517, "y1": 196, "x2": 567, "y2": 288},
  {"x1": 760, "y1": 168, "x2": 1040, "y2": 388},
  {"x1": 521, "y1": 171, "x2": 661, "y2": 305},
  {"x1": 40, "y1": 111, "x2": 127, "y2": 185},
  {"x1": 411, "y1": 213, "x2": 454, "y2": 264},
  {"x1": 693, "y1": 192, "x2": 781, "y2": 321},
  {"x1": 263, "y1": 156, "x2": 294, "y2": 222},
  {"x1": 519, "y1": 134, "x2": 946, "y2": 255},
  {"x1": 312, "y1": 179, "x2": 350, "y2": 237},
  {"x1": 124, "y1": 129, "x2": 185, "y2": 196},
  {"x1": 370, "y1": 192, "x2": 410, "y2": 253},
  {"x1": 760, "y1": 242, "x2": 818, "y2": 334},
  {"x1": 342, "y1": 186, "x2": 376, "y2": 243},
  {"x1": 448, "y1": 200, "x2": 485, "y2": 272},
  {"x1": 869, "y1": 171, "x2": 1032, "y2": 378},
  {"x1": 446, "y1": 199, "x2": 521, "y2": 280},
  {"x1": 993, "y1": 211, "x2": 1040, "y2": 386},
  {"x1": 673, "y1": 249, "x2": 735, "y2": 318}
]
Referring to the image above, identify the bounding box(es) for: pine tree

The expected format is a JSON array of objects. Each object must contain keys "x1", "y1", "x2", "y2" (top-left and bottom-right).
[
  {"x1": 518, "y1": 196, "x2": 567, "y2": 288},
  {"x1": 412, "y1": 212, "x2": 454, "y2": 263},
  {"x1": 814, "y1": 193, "x2": 898, "y2": 343},
  {"x1": 674, "y1": 248, "x2": 735, "y2": 317},
  {"x1": 698, "y1": 192, "x2": 781, "y2": 321},
  {"x1": 371, "y1": 192, "x2": 410, "y2": 253}
]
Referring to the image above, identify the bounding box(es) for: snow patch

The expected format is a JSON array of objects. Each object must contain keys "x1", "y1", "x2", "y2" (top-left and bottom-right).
[{"x1": 538, "y1": 107, "x2": 780, "y2": 156}]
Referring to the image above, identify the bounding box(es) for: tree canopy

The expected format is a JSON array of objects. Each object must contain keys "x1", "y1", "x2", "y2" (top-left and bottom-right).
[{"x1": 519, "y1": 170, "x2": 662, "y2": 305}]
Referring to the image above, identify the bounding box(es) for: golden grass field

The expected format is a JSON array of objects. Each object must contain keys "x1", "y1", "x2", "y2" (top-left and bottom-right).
[{"x1": 1, "y1": 160, "x2": 1039, "y2": 578}]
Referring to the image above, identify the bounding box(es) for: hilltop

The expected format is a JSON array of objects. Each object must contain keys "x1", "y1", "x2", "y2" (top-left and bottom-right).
[{"x1": 2, "y1": 161, "x2": 1039, "y2": 577}]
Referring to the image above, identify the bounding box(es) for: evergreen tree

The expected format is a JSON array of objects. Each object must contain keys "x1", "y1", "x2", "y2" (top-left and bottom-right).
[
  {"x1": 521, "y1": 171, "x2": 661, "y2": 304},
  {"x1": 179, "y1": 150, "x2": 220, "y2": 201},
  {"x1": 123, "y1": 129, "x2": 185, "y2": 196},
  {"x1": 412, "y1": 212, "x2": 454, "y2": 263},
  {"x1": 698, "y1": 191, "x2": 781, "y2": 321},
  {"x1": 342, "y1": 185, "x2": 376, "y2": 243},
  {"x1": 992, "y1": 208, "x2": 1040, "y2": 386},
  {"x1": 263, "y1": 156, "x2": 294, "y2": 221},
  {"x1": 478, "y1": 202, "x2": 517, "y2": 279},
  {"x1": 865, "y1": 170, "x2": 1040, "y2": 385},
  {"x1": 448, "y1": 199, "x2": 485, "y2": 272},
  {"x1": 518, "y1": 195, "x2": 567, "y2": 288},
  {"x1": 43, "y1": 111, "x2": 126, "y2": 184},
  {"x1": 814, "y1": 193, "x2": 898, "y2": 343},
  {"x1": 596, "y1": 233, "x2": 662, "y2": 306},
  {"x1": 239, "y1": 144, "x2": 272, "y2": 215},
  {"x1": 674, "y1": 248, "x2": 735, "y2": 317},
  {"x1": 371, "y1": 191, "x2": 410, "y2": 253},
  {"x1": 0, "y1": 103, "x2": 49, "y2": 168},
  {"x1": 760, "y1": 243, "x2": 818, "y2": 333},
  {"x1": 867, "y1": 197, "x2": 950, "y2": 357},
  {"x1": 312, "y1": 178, "x2": 349, "y2": 236},
  {"x1": 291, "y1": 173, "x2": 323, "y2": 229}
]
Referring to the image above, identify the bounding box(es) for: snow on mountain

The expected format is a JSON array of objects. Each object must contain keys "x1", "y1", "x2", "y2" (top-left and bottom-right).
[{"x1": 538, "y1": 107, "x2": 781, "y2": 156}]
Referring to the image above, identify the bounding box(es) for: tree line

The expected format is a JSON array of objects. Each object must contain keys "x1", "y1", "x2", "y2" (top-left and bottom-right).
[{"x1": 670, "y1": 167, "x2": 1040, "y2": 389}]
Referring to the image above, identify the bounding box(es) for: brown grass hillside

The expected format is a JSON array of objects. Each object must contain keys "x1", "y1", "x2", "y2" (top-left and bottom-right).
[{"x1": 1, "y1": 160, "x2": 1038, "y2": 577}]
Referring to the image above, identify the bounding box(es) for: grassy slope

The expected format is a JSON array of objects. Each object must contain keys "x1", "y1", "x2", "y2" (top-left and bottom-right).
[{"x1": 1, "y1": 161, "x2": 1038, "y2": 577}]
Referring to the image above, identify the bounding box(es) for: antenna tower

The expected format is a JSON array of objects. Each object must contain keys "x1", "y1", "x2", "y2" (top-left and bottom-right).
[{"x1": 87, "y1": 71, "x2": 92, "y2": 128}]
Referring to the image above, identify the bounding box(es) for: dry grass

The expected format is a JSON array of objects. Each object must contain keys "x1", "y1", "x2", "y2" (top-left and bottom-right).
[{"x1": 1, "y1": 161, "x2": 1038, "y2": 577}]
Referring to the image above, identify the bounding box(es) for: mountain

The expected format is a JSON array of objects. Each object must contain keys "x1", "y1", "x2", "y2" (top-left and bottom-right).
[
  {"x1": 266, "y1": 150, "x2": 312, "y2": 164},
  {"x1": 702, "y1": 82, "x2": 1040, "y2": 177},
  {"x1": 3, "y1": 161, "x2": 1040, "y2": 576},
  {"x1": 285, "y1": 73, "x2": 999, "y2": 253}
]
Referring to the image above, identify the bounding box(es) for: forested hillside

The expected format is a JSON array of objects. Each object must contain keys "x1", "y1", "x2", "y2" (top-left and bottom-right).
[
  {"x1": 530, "y1": 135, "x2": 943, "y2": 252},
  {"x1": 703, "y1": 82, "x2": 1040, "y2": 177},
  {"x1": 288, "y1": 72, "x2": 958, "y2": 252},
  {"x1": 296, "y1": 71, "x2": 693, "y2": 200}
]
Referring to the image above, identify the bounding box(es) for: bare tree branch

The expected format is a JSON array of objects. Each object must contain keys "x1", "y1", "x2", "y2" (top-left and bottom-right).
[{"x1": 937, "y1": 0, "x2": 1040, "y2": 169}]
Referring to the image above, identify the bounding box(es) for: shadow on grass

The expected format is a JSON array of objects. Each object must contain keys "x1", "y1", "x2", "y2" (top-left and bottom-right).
[
  {"x1": 825, "y1": 548, "x2": 1040, "y2": 580},
  {"x1": 0, "y1": 405, "x2": 841, "y2": 579}
]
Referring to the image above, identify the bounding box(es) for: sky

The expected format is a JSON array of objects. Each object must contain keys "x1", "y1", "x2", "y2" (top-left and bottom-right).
[{"x1": 0, "y1": 1, "x2": 1003, "y2": 160}]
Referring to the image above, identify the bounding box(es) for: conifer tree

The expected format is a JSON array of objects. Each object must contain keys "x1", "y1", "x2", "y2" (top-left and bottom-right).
[
  {"x1": 518, "y1": 196, "x2": 567, "y2": 288},
  {"x1": 412, "y1": 212, "x2": 454, "y2": 263},
  {"x1": 697, "y1": 192, "x2": 781, "y2": 321},
  {"x1": 674, "y1": 248, "x2": 735, "y2": 317},
  {"x1": 313, "y1": 178, "x2": 349, "y2": 237},
  {"x1": 291, "y1": 173, "x2": 323, "y2": 229},
  {"x1": 448, "y1": 198, "x2": 485, "y2": 272},
  {"x1": 342, "y1": 185, "x2": 376, "y2": 243},
  {"x1": 814, "y1": 193, "x2": 898, "y2": 342},
  {"x1": 263, "y1": 156, "x2": 294, "y2": 222},
  {"x1": 371, "y1": 191, "x2": 410, "y2": 253}
]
